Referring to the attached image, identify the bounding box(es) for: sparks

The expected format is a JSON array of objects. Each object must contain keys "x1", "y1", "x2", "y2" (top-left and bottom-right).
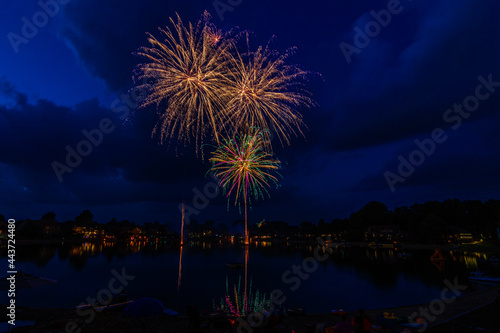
[
  {"x1": 209, "y1": 128, "x2": 281, "y2": 244},
  {"x1": 223, "y1": 35, "x2": 317, "y2": 152},
  {"x1": 133, "y1": 11, "x2": 234, "y2": 154}
]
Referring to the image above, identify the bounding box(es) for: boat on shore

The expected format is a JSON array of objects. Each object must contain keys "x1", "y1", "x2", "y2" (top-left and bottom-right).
[
  {"x1": 469, "y1": 271, "x2": 500, "y2": 284},
  {"x1": 331, "y1": 309, "x2": 346, "y2": 315},
  {"x1": 479, "y1": 256, "x2": 499, "y2": 265},
  {"x1": 288, "y1": 308, "x2": 306, "y2": 316},
  {"x1": 76, "y1": 300, "x2": 134, "y2": 312}
]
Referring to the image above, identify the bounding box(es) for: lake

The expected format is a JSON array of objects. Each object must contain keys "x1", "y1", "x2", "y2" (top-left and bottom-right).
[{"x1": 1, "y1": 240, "x2": 497, "y2": 314}]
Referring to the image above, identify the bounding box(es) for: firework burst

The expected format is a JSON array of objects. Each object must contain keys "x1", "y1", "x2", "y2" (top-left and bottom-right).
[
  {"x1": 209, "y1": 127, "x2": 281, "y2": 244},
  {"x1": 210, "y1": 128, "x2": 281, "y2": 205},
  {"x1": 133, "y1": 11, "x2": 234, "y2": 153},
  {"x1": 134, "y1": 12, "x2": 318, "y2": 156},
  {"x1": 206, "y1": 27, "x2": 223, "y2": 46},
  {"x1": 222, "y1": 36, "x2": 317, "y2": 152}
]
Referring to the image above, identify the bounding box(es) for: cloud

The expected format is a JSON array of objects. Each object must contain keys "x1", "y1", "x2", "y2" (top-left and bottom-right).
[
  {"x1": 3, "y1": 0, "x2": 500, "y2": 223},
  {"x1": 323, "y1": 0, "x2": 500, "y2": 152},
  {"x1": 0, "y1": 79, "x2": 207, "y2": 205},
  {"x1": 59, "y1": 0, "x2": 208, "y2": 92},
  {"x1": 353, "y1": 113, "x2": 500, "y2": 194},
  {"x1": 0, "y1": 79, "x2": 315, "y2": 223}
]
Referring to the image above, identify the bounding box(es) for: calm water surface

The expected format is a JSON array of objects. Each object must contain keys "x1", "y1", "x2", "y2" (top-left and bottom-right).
[{"x1": 1, "y1": 241, "x2": 498, "y2": 314}]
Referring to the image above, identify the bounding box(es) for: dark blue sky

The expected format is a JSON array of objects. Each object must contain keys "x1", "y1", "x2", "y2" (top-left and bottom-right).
[{"x1": 1, "y1": 0, "x2": 500, "y2": 226}]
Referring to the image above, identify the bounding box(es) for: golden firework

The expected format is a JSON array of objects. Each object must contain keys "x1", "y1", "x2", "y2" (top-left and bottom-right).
[
  {"x1": 134, "y1": 12, "x2": 317, "y2": 156},
  {"x1": 206, "y1": 27, "x2": 223, "y2": 46},
  {"x1": 222, "y1": 36, "x2": 317, "y2": 152},
  {"x1": 133, "y1": 11, "x2": 234, "y2": 153}
]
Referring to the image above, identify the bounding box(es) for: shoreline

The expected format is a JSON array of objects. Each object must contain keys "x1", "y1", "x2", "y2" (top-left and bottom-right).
[
  {"x1": 283, "y1": 284, "x2": 500, "y2": 332},
  {"x1": 8, "y1": 238, "x2": 500, "y2": 252}
]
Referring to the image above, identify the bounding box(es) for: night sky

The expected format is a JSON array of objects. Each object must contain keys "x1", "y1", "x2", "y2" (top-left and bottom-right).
[{"x1": 1, "y1": 0, "x2": 500, "y2": 226}]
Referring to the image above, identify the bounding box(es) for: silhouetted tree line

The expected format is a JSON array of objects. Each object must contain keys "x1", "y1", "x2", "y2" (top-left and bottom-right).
[
  {"x1": 250, "y1": 199, "x2": 500, "y2": 244},
  {"x1": 6, "y1": 210, "x2": 175, "y2": 241},
  {"x1": 3, "y1": 199, "x2": 500, "y2": 244}
]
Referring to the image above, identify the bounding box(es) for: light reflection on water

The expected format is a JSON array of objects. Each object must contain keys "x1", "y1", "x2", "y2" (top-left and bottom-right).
[{"x1": 0, "y1": 241, "x2": 498, "y2": 314}]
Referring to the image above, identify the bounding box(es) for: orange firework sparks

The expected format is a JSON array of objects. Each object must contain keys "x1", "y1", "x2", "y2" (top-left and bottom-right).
[
  {"x1": 206, "y1": 27, "x2": 223, "y2": 46},
  {"x1": 134, "y1": 12, "x2": 318, "y2": 156},
  {"x1": 133, "y1": 11, "x2": 234, "y2": 153},
  {"x1": 222, "y1": 35, "x2": 317, "y2": 152}
]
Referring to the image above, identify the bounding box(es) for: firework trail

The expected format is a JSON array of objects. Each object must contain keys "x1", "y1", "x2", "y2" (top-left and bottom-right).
[{"x1": 209, "y1": 127, "x2": 281, "y2": 244}]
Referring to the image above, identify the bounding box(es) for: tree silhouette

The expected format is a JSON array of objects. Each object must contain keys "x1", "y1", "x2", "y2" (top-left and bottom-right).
[
  {"x1": 75, "y1": 210, "x2": 93, "y2": 226},
  {"x1": 42, "y1": 212, "x2": 56, "y2": 221}
]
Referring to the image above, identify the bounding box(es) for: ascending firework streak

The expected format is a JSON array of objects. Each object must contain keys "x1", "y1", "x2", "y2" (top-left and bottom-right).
[
  {"x1": 209, "y1": 128, "x2": 281, "y2": 245},
  {"x1": 180, "y1": 202, "x2": 185, "y2": 246},
  {"x1": 177, "y1": 244, "x2": 183, "y2": 291},
  {"x1": 223, "y1": 35, "x2": 317, "y2": 152},
  {"x1": 133, "y1": 11, "x2": 234, "y2": 153}
]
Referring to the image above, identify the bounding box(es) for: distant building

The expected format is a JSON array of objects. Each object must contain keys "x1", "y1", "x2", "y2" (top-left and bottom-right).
[
  {"x1": 459, "y1": 233, "x2": 474, "y2": 243},
  {"x1": 40, "y1": 220, "x2": 61, "y2": 237},
  {"x1": 446, "y1": 225, "x2": 468, "y2": 244},
  {"x1": 366, "y1": 224, "x2": 400, "y2": 241},
  {"x1": 0, "y1": 220, "x2": 7, "y2": 234},
  {"x1": 72, "y1": 225, "x2": 103, "y2": 238}
]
